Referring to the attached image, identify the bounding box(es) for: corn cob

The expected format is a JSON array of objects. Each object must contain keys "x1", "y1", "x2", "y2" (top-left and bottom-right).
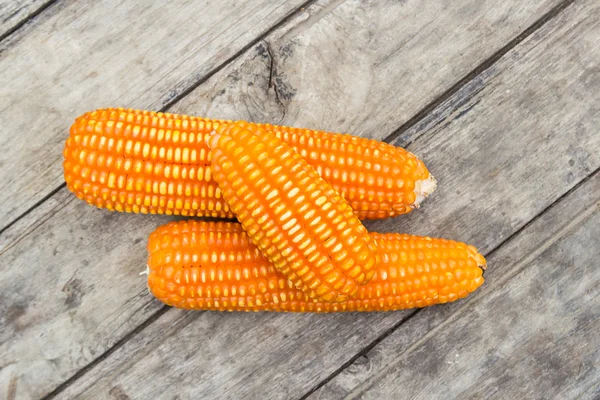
[
  {"x1": 147, "y1": 220, "x2": 486, "y2": 312},
  {"x1": 63, "y1": 108, "x2": 436, "y2": 219},
  {"x1": 209, "y1": 121, "x2": 379, "y2": 302}
]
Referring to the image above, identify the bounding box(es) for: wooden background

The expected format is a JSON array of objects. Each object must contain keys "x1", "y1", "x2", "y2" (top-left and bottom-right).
[{"x1": 1, "y1": 0, "x2": 599, "y2": 399}]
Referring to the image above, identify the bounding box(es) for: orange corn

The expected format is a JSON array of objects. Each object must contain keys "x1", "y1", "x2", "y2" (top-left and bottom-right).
[
  {"x1": 209, "y1": 121, "x2": 378, "y2": 302},
  {"x1": 147, "y1": 221, "x2": 486, "y2": 312},
  {"x1": 63, "y1": 108, "x2": 435, "y2": 219}
]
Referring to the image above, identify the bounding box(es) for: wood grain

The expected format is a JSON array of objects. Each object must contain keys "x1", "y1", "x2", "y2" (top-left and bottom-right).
[
  {"x1": 52, "y1": 1, "x2": 600, "y2": 398},
  {"x1": 171, "y1": 0, "x2": 563, "y2": 137},
  {"x1": 0, "y1": 0, "x2": 50, "y2": 38},
  {"x1": 0, "y1": 198, "x2": 179, "y2": 399},
  {"x1": 0, "y1": 0, "x2": 307, "y2": 229},
  {"x1": 314, "y1": 170, "x2": 600, "y2": 399},
  {"x1": 2, "y1": 0, "x2": 597, "y2": 398},
  {"x1": 319, "y1": 175, "x2": 600, "y2": 400},
  {"x1": 313, "y1": 0, "x2": 600, "y2": 396}
]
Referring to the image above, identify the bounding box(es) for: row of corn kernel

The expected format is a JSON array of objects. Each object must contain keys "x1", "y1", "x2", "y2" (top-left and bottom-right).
[{"x1": 147, "y1": 220, "x2": 486, "y2": 312}]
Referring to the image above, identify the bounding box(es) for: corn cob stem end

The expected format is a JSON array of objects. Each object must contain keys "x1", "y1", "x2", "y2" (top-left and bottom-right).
[
  {"x1": 413, "y1": 174, "x2": 437, "y2": 208},
  {"x1": 466, "y1": 244, "x2": 488, "y2": 274}
]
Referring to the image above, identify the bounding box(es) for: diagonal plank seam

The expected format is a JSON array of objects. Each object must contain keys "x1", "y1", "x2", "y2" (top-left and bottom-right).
[
  {"x1": 0, "y1": 0, "x2": 60, "y2": 44},
  {"x1": 297, "y1": 310, "x2": 421, "y2": 400},
  {"x1": 0, "y1": 0, "x2": 576, "y2": 236},
  {"x1": 339, "y1": 168, "x2": 600, "y2": 400},
  {"x1": 298, "y1": 165, "x2": 600, "y2": 400},
  {"x1": 381, "y1": 0, "x2": 577, "y2": 147},
  {"x1": 0, "y1": 193, "x2": 74, "y2": 258},
  {"x1": 0, "y1": 0, "x2": 584, "y2": 396},
  {"x1": 0, "y1": 0, "x2": 318, "y2": 236},
  {"x1": 0, "y1": 183, "x2": 66, "y2": 237},
  {"x1": 41, "y1": 305, "x2": 172, "y2": 400}
]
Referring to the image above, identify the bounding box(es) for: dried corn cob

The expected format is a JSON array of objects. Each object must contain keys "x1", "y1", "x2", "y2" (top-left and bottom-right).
[
  {"x1": 209, "y1": 121, "x2": 379, "y2": 302},
  {"x1": 147, "y1": 220, "x2": 486, "y2": 312},
  {"x1": 63, "y1": 108, "x2": 435, "y2": 218}
]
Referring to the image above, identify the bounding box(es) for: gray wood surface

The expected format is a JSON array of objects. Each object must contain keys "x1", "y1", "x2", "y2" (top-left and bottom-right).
[
  {"x1": 52, "y1": 0, "x2": 599, "y2": 398},
  {"x1": 0, "y1": 0, "x2": 49, "y2": 37},
  {"x1": 315, "y1": 0, "x2": 600, "y2": 396},
  {"x1": 1, "y1": 0, "x2": 599, "y2": 399},
  {"x1": 0, "y1": 0, "x2": 306, "y2": 229},
  {"x1": 171, "y1": 0, "x2": 563, "y2": 139},
  {"x1": 320, "y1": 172, "x2": 600, "y2": 400},
  {"x1": 0, "y1": 0, "x2": 571, "y2": 397}
]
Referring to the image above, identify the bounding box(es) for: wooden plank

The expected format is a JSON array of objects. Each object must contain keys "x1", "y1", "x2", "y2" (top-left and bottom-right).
[
  {"x1": 0, "y1": 0, "x2": 307, "y2": 228},
  {"x1": 170, "y1": 0, "x2": 563, "y2": 136},
  {"x1": 49, "y1": 2, "x2": 600, "y2": 398},
  {"x1": 0, "y1": 0, "x2": 49, "y2": 38},
  {"x1": 314, "y1": 171, "x2": 600, "y2": 399},
  {"x1": 0, "y1": 200, "x2": 179, "y2": 399},
  {"x1": 0, "y1": 0, "x2": 588, "y2": 397},
  {"x1": 319, "y1": 178, "x2": 600, "y2": 400},
  {"x1": 311, "y1": 0, "x2": 600, "y2": 396}
]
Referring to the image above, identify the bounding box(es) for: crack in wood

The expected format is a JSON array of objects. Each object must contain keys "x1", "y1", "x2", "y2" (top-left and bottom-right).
[
  {"x1": 3, "y1": 0, "x2": 592, "y2": 397},
  {"x1": 382, "y1": 0, "x2": 577, "y2": 147},
  {"x1": 0, "y1": 0, "x2": 59, "y2": 44},
  {"x1": 6, "y1": 373, "x2": 18, "y2": 400},
  {"x1": 264, "y1": 40, "x2": 287, "y2": 120}
]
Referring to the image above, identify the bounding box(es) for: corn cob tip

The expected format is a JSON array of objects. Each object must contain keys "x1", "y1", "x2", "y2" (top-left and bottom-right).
[
  {"x1": 412, "y1": 174, "x2": 437, "y2": 208},
  {"x1": 467, "y1": 244, "x2": 487, "y2": 271}
]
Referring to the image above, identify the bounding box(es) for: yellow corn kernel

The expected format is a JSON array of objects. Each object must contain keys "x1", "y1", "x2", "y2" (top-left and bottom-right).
[
  {"x1": 63, "y1": 108, "x2": 435, "y2": 219},
  {"x1": 209, "y1": 121, "x2": 378, "y2": 302},
  {"x1": 147, "y1": 221, "x2": 486, "y2": 312}
]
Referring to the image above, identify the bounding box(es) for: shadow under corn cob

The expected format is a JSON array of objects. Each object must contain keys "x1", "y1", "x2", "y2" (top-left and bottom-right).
[
  {"x1": 208, "y1": 121, "x2": 379, "y2": 302},
  {"x1": 63, "y1": 108, "x2": 436, "y2": 219},
  {"x1": 147, "y1": 221, "x2": 486, "y2": 312}
]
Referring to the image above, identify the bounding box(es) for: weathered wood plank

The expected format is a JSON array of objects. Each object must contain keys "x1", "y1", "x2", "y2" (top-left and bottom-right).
[
  {"x1": 0, "y1": 2, "x2": 569, "y2": 396},
  {"x1": 0, "y1": 201, "x2": 179, "y2": 399},
  {"x1": 311, "y1": 0, "x2": 600, "y2": 396},
  {"x1": 171, "y1": 0, "x2": 564, "y2": 136},
  {"x1": 314, "y1": 170, "x2": 600, "y2": 399},
  {"x1": 1, "y1": 0, "x2": 591, "y2": 398},
  {"x1": 0, "y1": 0, "x2": 49, "y2": 38},
  {"x1": 50, "y1": 1, "x2": 600, "y2": 398},
  {"x1": 321, "y1": 179, "x2": 600, "y2": 400},
  {"x1": 0, "y1": 0, "x2": 307, "y2": 228}
]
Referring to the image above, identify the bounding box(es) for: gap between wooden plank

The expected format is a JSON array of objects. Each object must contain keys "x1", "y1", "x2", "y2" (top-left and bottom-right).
[
  {"x1": 13, "y1": 0, "x2": 580, "y2": 396},
  {"x1": 0, "y1": 0, "x2": 58, "y2": 43},
  {"x1": 41, "y1": 305, "x2": 171, "y2": 400},
  {"x1": 0, "y1": 183, "x2": 65, "y2": 237},
  {"x1": 298, "y1": 165, "x2": 600, "y2": 400},
  {"x1": 0, "y1": 0, "x2": 317, "y2": 236},
  {"x1": 382, "y1": 0, "x2": 576, "y2": 147},
  {"x1": 345, "y1": 185, "x2": 600, "y2": 399},
  {"x1": 0, "y1": 0, "x2": 574, "y2": 237}
]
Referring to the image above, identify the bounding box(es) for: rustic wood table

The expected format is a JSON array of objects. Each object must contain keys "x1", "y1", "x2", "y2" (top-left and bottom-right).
[{"x1": 1, "y1": 1, "x2": 599, "y2": 399}]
